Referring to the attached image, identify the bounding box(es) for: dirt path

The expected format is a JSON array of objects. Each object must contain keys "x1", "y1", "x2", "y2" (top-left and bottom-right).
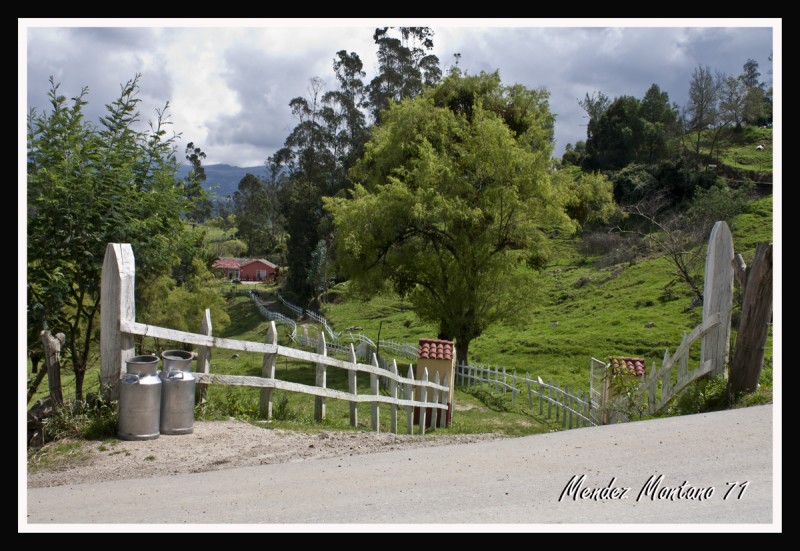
[{"x1": 26, "y1": 420, "x2": 506, "y2": 488}]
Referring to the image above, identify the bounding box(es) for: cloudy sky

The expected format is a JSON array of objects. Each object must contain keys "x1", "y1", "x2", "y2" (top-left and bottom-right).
[{"x1": 22, "y1": 19, "x2": 778, "y2": 168}]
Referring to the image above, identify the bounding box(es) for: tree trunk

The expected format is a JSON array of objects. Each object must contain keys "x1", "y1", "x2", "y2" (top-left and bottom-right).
[
  {"x1": 74, "y1": 367, "x2": 85, "y2": 403},
  {"x1": 728, "y1": 243, "x2": 773, "y2": 398},
  {"x1": 455, "y1": 339, "x2": 470, "y2": 368}
]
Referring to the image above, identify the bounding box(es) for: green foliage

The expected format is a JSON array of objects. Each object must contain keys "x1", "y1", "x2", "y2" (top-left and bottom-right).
[
  {"x1": 137, "y1": 258, "x2": 231, "y2": 351},
  {"x1": 670, "y1": 374, "x2": 729, "y2": 416},
  {"x1": 367, "y1": 27, "x2": 442, "y2": 122},
  {"x1": 552, "y1": 167, "x2": 618, "y2": 228},
  {"x1": 583, "y1": 86, "x2": 679, "y2": 170},
  {"x1": 604, "y1": 365, "x2": 648, "y2": 421},
  {"x1": 43, "y1": 397, "x2": 119, "y2": 442},
  {"x1": 232, "y1": 173, "x2": 282, "y2": 256},
  {"x1": 327, "y1": 71, "x2": 573, "y2": 363},
  {"x1": 688, "y1": 180, "x2": 755, "y2": 229},
  {"x1": 27, "y1": 74, "x2": 196, "y2": 400}
]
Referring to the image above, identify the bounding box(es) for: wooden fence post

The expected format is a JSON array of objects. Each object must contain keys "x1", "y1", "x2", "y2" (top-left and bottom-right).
[
  {"x1": 512, "y1": 369, "x2": 517, "y2": 404},
  {"x1": 314, "y1": 333, "x2": 327, "y2": 422},
  {"x1": 440, "y1": 375, "x2": 449, "y2": 428},
  {"x1": 430, "y1": 372, "x2": 440, "y2": 430},
  {"x1": 405, "y1": 365, "x2": 414, "y2": 435},
  {"x1": 420, "y1": 368, "x2": 428, "y2": 435},
  {"x1": 729, "y1": 242, "x2": 773, "y2": 395},
  {"x1": 539, "y1": 378, "x2": 544, "y2": 416},
  {"x1": 195, "y1": 309, "x2": 212, "y2": 405},
  {"x1": 548, "y1": 378, "x2": 553, "y2": 420},
  {"x1": 565, "y1": 385, "x2": 571, "y2": 428},
  {"x1": 348, "y1": 344, "x2": 358, "y2": 428},
  {"x1": 100, "y1": 243, "x2": 136, "y2": 401},
  {"x1": 702, "y1": 221, "x2": 734, "y2": 377},
  {"x1": 40, "y1": 331, "x2": 64, "y2": 406},
  {"x1": 389, "y1": 360, "x2": 398, "y2": 434},
  {"x1": 526, "y1": 372, "x2": 533, "y2": 410},
  {"x1": 370, "y1": 353, "x2": 380, "y2": 432},
  {"x1": 259, "y1": 321, "x2": 278, "y2": 419}
]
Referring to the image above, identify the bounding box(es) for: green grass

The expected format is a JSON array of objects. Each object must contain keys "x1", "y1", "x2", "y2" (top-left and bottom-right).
[
  {"x1": 27, "y1": 193, "x2": 773, "y2": 443},
  {"x1": 692, "y1": 126, "x2": 773, "y2": 174},
  {"x1": 717, "y1": 127, "x2": 774, "y2": 173}
]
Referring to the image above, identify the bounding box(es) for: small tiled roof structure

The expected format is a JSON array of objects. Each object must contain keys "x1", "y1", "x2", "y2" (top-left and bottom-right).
[
  {"x1": 608, "y1": 356, "x2": 646, "y2": 378},
  {"x1": 418, "y1": 339, "x2": 454, "y2": 361}
]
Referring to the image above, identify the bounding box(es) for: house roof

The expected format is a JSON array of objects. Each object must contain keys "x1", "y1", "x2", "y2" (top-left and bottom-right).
[
  {"x1": 212, "y1": 258, "x2": 280, "y2": 270},
  {"x1": 418, "y1": 339, "x2": 454, "y2": 361},
  {"x1": 211, "y1": 258, "x2": 241, "y2": 270},
  {"x1": 241, "y1": 258, "x2": 278, "y2": 270},
  {"x1": 608, "y1": 356, "x2": 646, "y2": 377}
]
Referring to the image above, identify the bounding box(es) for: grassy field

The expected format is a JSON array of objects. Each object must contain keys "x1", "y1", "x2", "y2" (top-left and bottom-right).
[{"x1": 26, "y1": 196, "x2": 773, "y2": 439}]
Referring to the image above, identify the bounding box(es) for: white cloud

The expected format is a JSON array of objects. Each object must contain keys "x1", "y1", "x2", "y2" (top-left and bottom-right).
[{"x1": 24, "y1": 20, "x2": 776, "y2": 166}]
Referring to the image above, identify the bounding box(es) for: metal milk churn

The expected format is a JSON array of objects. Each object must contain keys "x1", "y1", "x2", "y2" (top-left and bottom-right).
[
  {"x1": 159, "y1": 349, "x2": 196, "y2": 435},
  {"x1": 118, "y1": 354, "x2": 162, "y2": 440}
]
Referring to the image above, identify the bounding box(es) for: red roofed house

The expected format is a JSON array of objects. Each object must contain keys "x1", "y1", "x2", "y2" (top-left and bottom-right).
[
  {"x1": 212, "y1": 258, "x2": 279, "y2": 282},
  {"x1": 414, "y1": 338, "x2": 456, "y2": 427}
]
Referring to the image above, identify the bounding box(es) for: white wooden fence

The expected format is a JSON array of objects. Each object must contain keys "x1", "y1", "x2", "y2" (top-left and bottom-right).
[
  {"x1": 591, "y1": 221, "x2": 735, "y2": 420},
  {"x1": 100, "y1": 243, "x2": 449, "y2": 435},
  {"x1": 456, "y1": 363, "x2": 595, "y2": 428}
]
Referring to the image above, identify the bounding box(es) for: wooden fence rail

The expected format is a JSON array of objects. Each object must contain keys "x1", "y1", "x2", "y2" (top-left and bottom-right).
[{"x1": 101, "y1": 243, "x2": 448, "y2": 435}]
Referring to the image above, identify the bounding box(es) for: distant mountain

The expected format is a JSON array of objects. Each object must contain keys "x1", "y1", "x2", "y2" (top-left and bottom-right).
[{"x1": 177, "y1": 164, "x2": 269, "y2": 200}]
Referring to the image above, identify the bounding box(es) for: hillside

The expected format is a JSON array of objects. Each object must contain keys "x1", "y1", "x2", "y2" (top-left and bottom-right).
[
  {"x1": 321, "y1": 195, "x2": 774, "y2": 395},
  {"x1": 177, "y1": 164, "x2": 269, "y2": 200}
]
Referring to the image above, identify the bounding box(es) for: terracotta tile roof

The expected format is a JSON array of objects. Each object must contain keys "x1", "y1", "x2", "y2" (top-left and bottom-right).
[
  {"x1": 418, "y1": 339, "x2": 454, "y2": 361},
  {"x1": 212, "y1": 258, "x2": 241, "y2": 270},
  {"x1": 608, "y1": 356, "x2": 646, "y2": 378},
  {"x1": 213, "y1": 258, "x2": 280, "y2": 270}
]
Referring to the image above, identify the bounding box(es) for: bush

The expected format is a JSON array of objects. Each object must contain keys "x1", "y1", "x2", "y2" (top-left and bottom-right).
[
  {"x1": 670, "y1": 375, "x2": 729, "y2": 415},
  {"x1": 44, "y1": 396, "x2": 119, "y2": 442}
]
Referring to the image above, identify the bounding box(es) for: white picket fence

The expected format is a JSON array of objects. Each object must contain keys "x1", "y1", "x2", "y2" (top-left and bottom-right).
[
  {"x1": 100, "y1": 243, "x2": 449, "y2": 435},
  {"x1": 456, "y1": 362, "x2": 596, "y2": 428}
]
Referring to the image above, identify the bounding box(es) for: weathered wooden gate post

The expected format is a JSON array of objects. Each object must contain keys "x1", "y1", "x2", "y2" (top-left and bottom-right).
[
  {"x1": 100, "y1": 243, "x2": 136, "y2": 401},
  {"x1": 195, "y1": 309, "x2": 212, "y2": 405},
  {"x1": 728, "y1": 242, "x2": 773, "y2": 395},
  {"x1": 259, "y1": 321, "x2": 278, "y2": 418},
  {"x1": 701, "y1": 221, "x2": 734, "y2": 377}
]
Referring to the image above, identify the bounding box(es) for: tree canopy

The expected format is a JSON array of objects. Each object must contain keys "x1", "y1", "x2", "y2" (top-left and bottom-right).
[
  {"x1": 325, "y1": 70, "x2": 614, "y2": 363},
  {"x1": 27, "y1": 75, "x2": 197, "y2": 400}
]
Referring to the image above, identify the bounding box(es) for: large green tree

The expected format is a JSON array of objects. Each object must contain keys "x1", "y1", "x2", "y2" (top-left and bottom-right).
[
  {"x1": 326, "y1": 70, "x2": 614, "y2": 363},
  {"x1": 367, "y1": 27, "x2": 442, "y2": 122},
  {"x1": 27, "y1": 75, "x2": 195, "y2": 401},
  {"x1": 232, "y1": 173, "x2": 281, "y2": 257}
]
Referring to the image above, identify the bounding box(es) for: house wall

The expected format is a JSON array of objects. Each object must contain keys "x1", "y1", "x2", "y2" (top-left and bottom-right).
[{"x1": 240, "y1": 261, "x2": 277, "y2": 281}]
